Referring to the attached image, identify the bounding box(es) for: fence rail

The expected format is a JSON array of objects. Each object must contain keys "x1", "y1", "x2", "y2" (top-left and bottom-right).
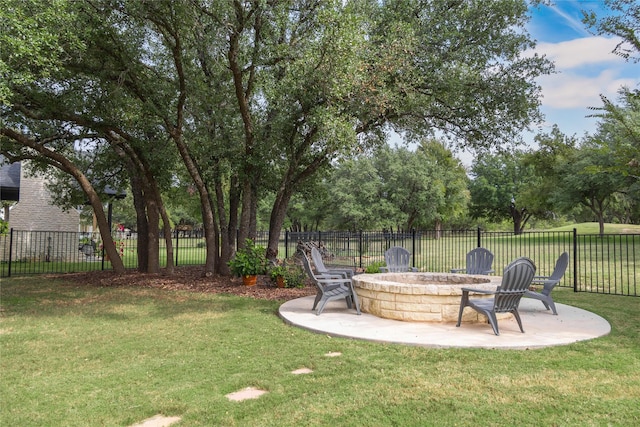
[{"x1": 2, "y1": 228, "x2": 638, "y2": 297}]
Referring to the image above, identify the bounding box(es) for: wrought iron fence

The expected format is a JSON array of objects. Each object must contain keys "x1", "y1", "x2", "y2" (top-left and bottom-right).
[{"x1": 2, "y1": 228, "x2": 638, "y2": 297}]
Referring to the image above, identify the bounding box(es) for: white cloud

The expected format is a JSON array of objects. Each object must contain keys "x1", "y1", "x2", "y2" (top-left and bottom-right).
[
  {"x1": 539, "y1": 70, "x2": 637, "y2": 109},
  {"x1": 537, "y1": 36, "x2": 626, "y2": 69}
]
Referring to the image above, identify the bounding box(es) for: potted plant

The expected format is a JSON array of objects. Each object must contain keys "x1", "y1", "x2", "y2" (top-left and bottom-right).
[
  {"x1": 269, "y1": 264, "x2": 288, "y2": 288},
  {"x1": 228, "y1": 239, "x2": 268, "y2": 286},
  {"x1": 269, "y1": 259, "x2": 307, "y2": 289}
]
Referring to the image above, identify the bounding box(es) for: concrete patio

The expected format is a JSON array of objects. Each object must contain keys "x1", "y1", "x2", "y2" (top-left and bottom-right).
[{"x1": 278, "y1": 296, "x2": 611, "y2": 349}]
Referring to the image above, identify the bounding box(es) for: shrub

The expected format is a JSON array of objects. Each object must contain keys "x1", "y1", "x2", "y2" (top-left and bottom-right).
[
  {"x1": 365, "y1": 261, "x2": 386, "y2": 273},
  {"x1": 227, "y1": 239, "x2": 268, "y2": 276}
]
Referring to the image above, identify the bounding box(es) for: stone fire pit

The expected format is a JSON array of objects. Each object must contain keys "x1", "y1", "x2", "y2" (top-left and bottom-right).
[{"x1": 352, "y1": 272, "x2": 504, "y2": 323}]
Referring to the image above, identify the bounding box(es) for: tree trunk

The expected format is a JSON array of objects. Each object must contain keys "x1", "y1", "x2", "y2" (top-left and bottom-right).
[
  {"x1": 510, "y1": 203, "x2": 526, "y2": 235},
  {"x1": 214, "y1": 166, "x2": 232, "y2": 275},
  {"x1": 434, "y1": 220, "x2": 442, "y2": 240},
  {"x1": 145, "y1": 196, "x2": 161, "y2": 273},
  {"x1": 170, "y1": 130, "x2": 218, "y2": 275},
  {"x1": 130, "y1": 175, "x2": 149, "y2": 272},
  {"x1": 267, "y1": 190, "x2": 293, "y2": 261},
  {"x1": 111, "y1": 138, "x2": 174, "y2": 274},
  {"x1": 141, "y1": 165, "x2": 174, "y2": 275},
  {"x1": 584, "y1": 196, "x2": 607, "y2": 236},
  {"x1": 238, "y1": 180, "x2": 252, "y2": 246}
]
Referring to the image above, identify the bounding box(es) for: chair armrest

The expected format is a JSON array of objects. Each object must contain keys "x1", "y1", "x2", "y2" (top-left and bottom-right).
[
  {"x1": 317, "y1": 278, "x2": 351, "y2": 287},
  {"x1": 531, "y1": 276, "x2": 552, "y2": 284},
  {"x1": 460, "y1": 287, "x2": 496, "y2": 295},
  {"x1": 326, "y1": 268, "x2": 354, "y2": 278},
  {"x1": 317, "y1": 282, "x2": 346, "y2": 292},
  {"x1": 316, "y1": 273, "x2": 347, "y2": 280},
  {"x1": 450, "y1": 268, "x2": 465, "y2": 273}
]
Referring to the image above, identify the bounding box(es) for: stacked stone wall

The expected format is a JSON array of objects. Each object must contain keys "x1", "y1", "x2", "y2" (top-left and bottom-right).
[
  {"x1": 353, "y1": 272, "x2": 509, "y2": 323},
  {"x1": 6, "y1": 166, "x2": 80, "y2": 261}
]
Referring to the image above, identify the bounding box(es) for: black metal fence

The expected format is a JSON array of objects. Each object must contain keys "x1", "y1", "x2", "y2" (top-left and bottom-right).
[{"x1": 2, "y1": 228, "x2": 638, "y2": 297}]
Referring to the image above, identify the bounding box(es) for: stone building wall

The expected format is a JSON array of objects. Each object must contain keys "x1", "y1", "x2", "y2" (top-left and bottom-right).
[
  {"x1": 6, "y1": 166, "x2": 80, "y2": 262},
  {"x1": 10, "y1": 170, "x2": 79, "y2": 232}
]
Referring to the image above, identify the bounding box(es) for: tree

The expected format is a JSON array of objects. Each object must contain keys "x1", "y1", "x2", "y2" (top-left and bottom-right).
[
  {"x1": 364, "y1": 0, "x2": 552, "y2": 148},
  {"x1": 324, "y1": 143, "x2": 469, "y2": 232},
  {"x1": 469, "y1": 151, "x2": 541, "y2": 234},
  {"x1": 326, "y1": 156, "x2": 386, "y2": 230},
  {"x1": 416, "y1": 140, "x2": 470, "y2": 235},
  {"x1": 583, "y1": 0, "x2": 640, "y2": 62},
  {"x1": 528, "y1": 126, "x2": 634, "y2": 235},
  {"x1": 267, "y1": 0, "x2": 552, "y2": 256},
  {"x1": 3, "y1": 0, "x2": 554, "y2": 272},
  {"x1": 0, "y1": 0, "x2": 129, "y2": 272},
  {"x1": 1, "y1": 0, "x2": 184, "y2": 274},
  {"x1": 523, "y1": 126, "x2": 578, "y2": 222},
  {"x1": 553, "y1": 140, "x2": 630, "y2": 235},
  {"x1": 589, "y1": 89, "x2": 640, "y2": 181}
]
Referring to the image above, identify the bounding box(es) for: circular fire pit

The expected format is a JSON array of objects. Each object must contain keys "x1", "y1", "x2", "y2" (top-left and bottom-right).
[{"x1": 352, "y1": 272, "x2": 504, "y2": 323}]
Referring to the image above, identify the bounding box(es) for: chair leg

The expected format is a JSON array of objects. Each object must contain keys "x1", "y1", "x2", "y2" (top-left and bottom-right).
[
  {"x1": 547, "y1": 299, "x2": 558, "y2": 315},
  {"x1": 351, "y1": 289, "x2": 361, "y2": 315},
  {"x1": 312, "y1": 293, "x2": 322, "y2": 310},
  {"x1": 456, "y1": 293, "x2": 469, "y2": 327},
  {"x1": 316, "y1": 298, "x2": 329, "y2": 315},
  {"x1": 456, "y1": 306, "x2": 464, "y2": 327},
  {"x1": 539, "y1": 296, "x2": 558, "y2": 315},
  {"x1": 486, "y1": 312, "x2": 500, "y2": 335},
  {"x1": 512, "y1": 310, "x2": 525, "y2": 333},
  {"x1": 345, "y1": 295, "x2": 353, "y2": 309}
]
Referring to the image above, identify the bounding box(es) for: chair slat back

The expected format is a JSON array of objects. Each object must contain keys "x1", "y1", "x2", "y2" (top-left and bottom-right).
[
  {"x1": 310, "y1": 247, "x2": 328, "y2": 273},
  {"x1": 549, "y1": 252, "x2": 569, "y2": 281},
  {"x1": 300, "y1": 252, "x2": 323, "y2": 290},
  {"x1": 493, "y1": 257, "x2": 536, "y2": 313},
  {"x1": 384, "y1": 246, "x2": 412, "y2": 272},
  {"x1": 466, "y1": 247, "x2": 494, "y2": 275}
]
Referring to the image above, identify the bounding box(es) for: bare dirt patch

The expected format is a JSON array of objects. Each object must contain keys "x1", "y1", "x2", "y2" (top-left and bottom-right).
[{"x1": 48, "y1": 266, "x2": 316, "y2": 301}]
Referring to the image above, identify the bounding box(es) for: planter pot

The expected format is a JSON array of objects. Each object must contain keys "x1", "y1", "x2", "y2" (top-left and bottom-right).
[
  {"x1": 276, "y1": 276, "x2": 286, "y2": 288},
  {"x1": 242, "y1": 275, "x2": 258, "y2": 286}
]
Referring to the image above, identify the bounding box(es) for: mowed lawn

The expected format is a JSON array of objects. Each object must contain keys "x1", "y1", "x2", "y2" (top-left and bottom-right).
[{"x1": 1, "y1": 277, "x2": 639, "y2": 426}]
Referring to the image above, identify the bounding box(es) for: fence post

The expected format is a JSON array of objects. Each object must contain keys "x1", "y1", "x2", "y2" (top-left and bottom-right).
[
  {"x1": 175, "y1": 228, "x2": 179, "y2": 267},
  {"x1": 412, "y1": 228, "x2": 416, "y2": 268},
  {"x1": 477, "y1": 227, "x2": 481, "y2": 248},
  {"x1": 573, "y1": 228, "x2": 578, "y2": 293},
  {"x1": 7, "y1": 228, "x2": 14, "y2": 278},
  {"x1": 285, "y1": 230, "x2": 289, "y2": 259},
  {"x1": 359, "y1": 230, "x2": 363, "y2": 269}
]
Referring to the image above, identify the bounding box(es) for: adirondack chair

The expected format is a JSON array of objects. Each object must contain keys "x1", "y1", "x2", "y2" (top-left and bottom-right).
[
  {"x1": 300, "y1": 251, "x2": 361, "y2": 316},
  {"x1": 525, "y1": 252, "x2": 569, "y2": 315},
  {"x1": 456, "y1": 257, "x2": 536, "y2": 335},
  {"x1": 379, "y1": 246, "x2": 418, "y2": 272},
  {"x1": 310, "y1": 247, "x2": 354, "y2": 279},
  {"x1": 451, "y1": 247, "x2": 495, "y2": 275}
]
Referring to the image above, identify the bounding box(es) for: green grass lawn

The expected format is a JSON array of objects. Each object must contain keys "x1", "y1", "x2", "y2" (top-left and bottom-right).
[
  {"x1": 549, "y1": 222, "x2": 640, "y2": 234},
  {"x1": 1, "y1": 277, "x2": 639, "y2": 426}
]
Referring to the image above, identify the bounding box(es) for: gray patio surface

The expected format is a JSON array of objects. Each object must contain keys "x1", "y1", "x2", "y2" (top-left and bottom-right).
[{"x1": 278, "y1": 296, "x2": 611, "y2": 349}]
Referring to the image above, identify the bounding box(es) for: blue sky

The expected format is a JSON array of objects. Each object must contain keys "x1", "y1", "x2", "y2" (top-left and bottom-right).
[{"x1": 527, "y1": 1, "x2": 639, "y2": 140}]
